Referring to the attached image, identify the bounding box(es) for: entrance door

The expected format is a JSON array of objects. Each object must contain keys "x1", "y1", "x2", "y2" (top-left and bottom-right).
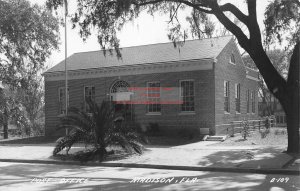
[{"x1": 110, "y1": 80, "x2": 134, "y2": 121}]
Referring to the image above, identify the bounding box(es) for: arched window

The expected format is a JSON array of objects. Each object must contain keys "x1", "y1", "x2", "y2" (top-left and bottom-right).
[
  {"x1": 109, "y1": 80, "x2": 133, "y2": 120},
  {"x1": 110, "y1": 80, "x2": 130, "y2": 93},
  {"x1": 110, "y1": 80, "x2": 132, "y2": 102}
]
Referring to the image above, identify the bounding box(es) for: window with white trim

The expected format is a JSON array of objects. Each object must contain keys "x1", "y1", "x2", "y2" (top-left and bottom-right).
[
  {"x1": 180, "y1": 80, "x2": 195, "y2": 112},
  {"x1": 224, "y1": 81, "x2": 230, "y2": 113},
  {"x1": 84, "y1": 86, "x2": 95, "y2": 113},
  {"x1": 147, "y1": 82, "x2": 161, "y2": 113},
  {"x1": 230, "y1": 54, "x2": 236, "y2": 64},
  {"x1": 246, "y1": 89, "x2": 250, "y2": 113},
  {"x1": 251, "y1": 90, "x2": 255, "y2": 113},
  {"x1": 235, "y1": 83, "x2": 241, "y2": 113},
  {"x1": 58, "y1": 87, "x2": 69, "y2": 114}
]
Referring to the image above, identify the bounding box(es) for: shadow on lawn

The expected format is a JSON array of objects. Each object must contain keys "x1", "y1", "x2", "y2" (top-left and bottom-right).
[
  {"x1": 197, "y1": 146, "x2": 290, "y2": 167},
  {"x1": 0, "y1": 163, "x2": 299, "y2": 191},
  {"x1": 234, "y1": 138, "x2": 248, "y2": 142},
  {"x1": 146, "y1": 135, "x2": 204, "y2": 148},
  {"x1": 0, "y1": 136, "x2": 58, "y2": 145}
]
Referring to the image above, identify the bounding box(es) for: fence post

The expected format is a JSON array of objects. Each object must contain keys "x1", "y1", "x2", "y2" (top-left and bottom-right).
[
  {"x1": 231, "y1": 121, "x2": 234, "y2": 137},
  {"x1": 258, "y1": 120, "x2": 261, "y2": 131}
]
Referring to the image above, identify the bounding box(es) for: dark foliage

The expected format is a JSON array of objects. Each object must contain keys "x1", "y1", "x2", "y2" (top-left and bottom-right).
[
  {"x1": 53, "y1": 100, "x2": 146, "y2": 161},
  {"x1": 0, "y1": 0, "x2": 60, "y2": 86}
]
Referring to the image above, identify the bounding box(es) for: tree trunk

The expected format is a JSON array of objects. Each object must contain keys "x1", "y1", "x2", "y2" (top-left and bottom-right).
[
  {"x1": 284, "y1": 43, "x2": 300, "y2": 153},
  {"x1": 286, "y1": 103, "x2": 299, "y2": 153},
  {"x1": 248, "y1": 43, "x2": 299, "y2": 153}
]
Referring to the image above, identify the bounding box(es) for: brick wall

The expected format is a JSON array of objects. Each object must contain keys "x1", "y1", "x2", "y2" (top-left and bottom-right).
[
  {"x1": 214, "y1": 39, "x2": 259, "y2": 135},
  {"x1": 45, "y1": 64, "x2": 215, "y2": 137}
]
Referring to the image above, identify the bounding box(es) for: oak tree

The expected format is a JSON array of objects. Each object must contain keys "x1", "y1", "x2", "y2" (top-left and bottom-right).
[{"x1": 0, "y1": 0, "x2": 60, "y2": 138}]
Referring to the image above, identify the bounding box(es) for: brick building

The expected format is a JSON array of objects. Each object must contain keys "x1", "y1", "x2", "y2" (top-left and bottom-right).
[{"x1": 43, "y1": 36, "x2": 259, "y2": 137}]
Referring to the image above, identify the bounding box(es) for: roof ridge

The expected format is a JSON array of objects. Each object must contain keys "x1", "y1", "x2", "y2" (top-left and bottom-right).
[
  {"x1": 74, "y1": 35, "x2": 233, "y2": 55},
  {"x1": 45, "y1": 35, "x2": 233, "y2": 74}
]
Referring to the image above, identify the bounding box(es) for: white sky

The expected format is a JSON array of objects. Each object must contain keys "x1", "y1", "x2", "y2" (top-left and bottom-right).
[{"x1": 28, "y1": 0, "x2": 270, "y2": 69}]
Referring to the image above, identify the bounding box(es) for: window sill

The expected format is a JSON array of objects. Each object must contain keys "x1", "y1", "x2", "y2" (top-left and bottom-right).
[
  {"x1": 146, "y1": 112, "x2": 162, "y2": 116},
  {"x1": 178, "y1": 112, "x2": 196, "y2": 115},
  {"x1": 235, "y1": 111, "x2": 241, "y2": 115},
  {"x1": 224, "y1": 112, "x2": 230, "y2": 115}
]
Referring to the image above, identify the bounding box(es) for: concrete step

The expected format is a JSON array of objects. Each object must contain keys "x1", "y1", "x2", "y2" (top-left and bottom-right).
[{"x1": 203, "y1": 135, "x2": 227, "y2": 141}]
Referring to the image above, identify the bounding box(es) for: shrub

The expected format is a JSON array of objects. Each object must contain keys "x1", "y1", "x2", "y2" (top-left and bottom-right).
[
  {"x1": 178, "y1": 128, "x2": 196, "y2": 140},
  {"x1": 241, "y1": 119, "x2": 250, "y2": 140},
  {"x1": 260, "y1": 128, "x2": 270, "y2": 139},
  {"x1": 265, "y1": 117, "x2": 271, "y2": 129},
  {"x1": 147, "y1": 122, "x2": 160, "y2": 136},
  {"x1": 53, "y1": 100, "x2": 146, "y2": 162},
  {"x1": 274, "y1": 129, "x2": 281, "y2": 135},
  {"x1": 274, "y1": 128, "x2": 286, "y2": 135}
]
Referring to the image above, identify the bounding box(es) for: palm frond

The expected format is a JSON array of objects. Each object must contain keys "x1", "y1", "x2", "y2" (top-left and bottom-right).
[
  {"x1": 53, "y1": 99, "x2": 146, "y2": 161},
  {"x1": 53, "y1": 133, "x2": 77, "y2": 155},
  {"x1": 127, "y1": 140, "x2": 144, "y2": 154}
]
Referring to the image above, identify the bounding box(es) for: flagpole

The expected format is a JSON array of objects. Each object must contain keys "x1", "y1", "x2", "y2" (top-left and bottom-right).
[{"x1": 64, "y1": 0, "x2": 68, "y2": 136}]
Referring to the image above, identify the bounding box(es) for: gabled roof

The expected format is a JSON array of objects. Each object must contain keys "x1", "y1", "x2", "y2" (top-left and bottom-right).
[{"x1": 45, "y1": 36, "x2": 233, "y2": 73}]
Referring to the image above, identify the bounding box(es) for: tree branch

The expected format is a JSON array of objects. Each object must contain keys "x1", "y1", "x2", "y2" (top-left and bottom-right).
[
  {"x1": 208, "y1": 0, "x2": 250, "y2": 50},
  {"x1": 168, "y1": 3, "x2": 181, "y2": 24},
  {"x1": 219, "y1": 3, "x2": 249, "y2": 27},
  {"x1": 247, "y1": 0, "x2": 261, "y2": 44},
  {"x1": 134, "y1": 0, "x2": 214, "y2": 14},
  {"x1": 178, "y1": 0, "x2": 213, "y2": 14}
]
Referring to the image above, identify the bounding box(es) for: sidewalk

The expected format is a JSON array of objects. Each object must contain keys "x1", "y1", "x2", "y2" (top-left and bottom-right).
[{"x1": 0, "y1": 140, "x2": 299, "y2": 175}]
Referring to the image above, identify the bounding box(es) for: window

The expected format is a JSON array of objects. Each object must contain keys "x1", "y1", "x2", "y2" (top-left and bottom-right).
[
  {"x1": 84, "y1": 86, "x2": 95, "y2": 113},
  {"x1": 58, "y1": 87, "x2": 69, "y2": 114},
  {"x1": 276, "y1": 116, "x2": 280, "y2": 123},
  {"x1": 246, "y1": 90, "x2": 250, "y2": 113},
  {"x1": 224, "y1": 81, "x2": 230, "y2": 113},
  {"x1": 147, "y1": 82, "x2": 161, "y2": 113},
  {"x1": 230, "y1": 54, "x2": 236, "y2": 64},
  {"x1": 235, "y1": 84, "x2": 241, "y2": 113},
  {"x1": 251, "y1": 90, "x2": 255, "y2": 113},
  {"x1": 180, "y1": 80, "x2": 195, "y2": 112},
  {"x1": 277, "y1": 115, "x2": 287, "y2": 124}
]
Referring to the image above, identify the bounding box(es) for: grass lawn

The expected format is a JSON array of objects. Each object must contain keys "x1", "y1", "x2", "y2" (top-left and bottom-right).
[
  {"x1": 50, "y1": 135, "x2": 205, "y2": 163},
  {"x1": 210, "y1": 127, "x2": 288, "y2": 146}
]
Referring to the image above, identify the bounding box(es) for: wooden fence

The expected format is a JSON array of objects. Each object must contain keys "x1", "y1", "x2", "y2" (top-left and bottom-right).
[{"x1": 223, "y1": 117, "x2": 276, "y2": 137}]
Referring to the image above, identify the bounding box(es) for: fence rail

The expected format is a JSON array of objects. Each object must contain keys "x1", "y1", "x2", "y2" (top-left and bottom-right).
[{"x1": 219, "y1": 117, "x2": 276, "y2": 136}]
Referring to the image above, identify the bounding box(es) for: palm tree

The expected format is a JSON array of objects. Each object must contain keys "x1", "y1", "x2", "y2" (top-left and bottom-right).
[{"x1": 53, "y1": 99, "x2": 146, "y2": 161}]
